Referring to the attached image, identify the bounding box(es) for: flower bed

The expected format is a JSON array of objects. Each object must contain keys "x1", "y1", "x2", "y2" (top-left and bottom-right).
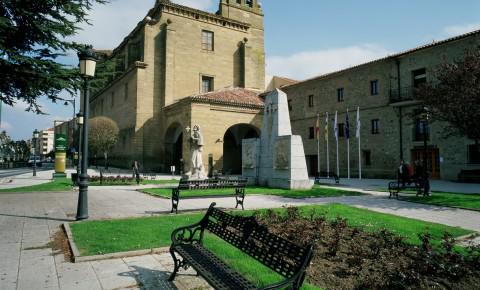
[
  {"x1": 255, "y1": 208, "x2": 480, "y2": 290},
  {"x1": 89, "y1": 175, "x2": 141, "y2": 185}
]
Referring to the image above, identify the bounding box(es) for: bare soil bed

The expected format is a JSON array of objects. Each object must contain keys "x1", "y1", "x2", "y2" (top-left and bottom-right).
[{"x1": 255, "y1": 208, "x2": 480, "y2": 290}]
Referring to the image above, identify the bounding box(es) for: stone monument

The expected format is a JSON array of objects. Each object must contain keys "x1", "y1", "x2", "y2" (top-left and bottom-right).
[
  {"x1": 184, "y1": 125, "x2": 207, "y2": 180},
  {"x1": 242, "y1": 89, "x2": 313, "y2": 189}
]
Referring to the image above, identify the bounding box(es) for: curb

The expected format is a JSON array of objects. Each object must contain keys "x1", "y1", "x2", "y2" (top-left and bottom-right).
[{"x1": 63, "y1": 222, "x2": 169, "y2": 263}]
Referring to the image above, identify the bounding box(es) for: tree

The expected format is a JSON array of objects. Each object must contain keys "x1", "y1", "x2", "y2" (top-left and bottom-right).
[
  {"x1": 416, "y1": 49, "x2": 480, "y2": 151},
  {"x1": 88, "y1": 117, "x2": 119, "y2": 169},
  {"x1": 0, "y1": 0, "x2": 106, "y2": 113}
]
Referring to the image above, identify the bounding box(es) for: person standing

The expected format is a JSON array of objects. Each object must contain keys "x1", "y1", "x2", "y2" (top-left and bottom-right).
[
  {"x1": 398, "y1": 160, "x2": 407, "y2": 187},
  {"x1": 132, "y1": 160, "x2": 140, "y2": 185}
]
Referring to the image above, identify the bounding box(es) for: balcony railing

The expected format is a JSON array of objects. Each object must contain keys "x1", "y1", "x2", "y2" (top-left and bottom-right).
[{"x1": 389, "y1": 86, "x2": 416, "y2": 103}]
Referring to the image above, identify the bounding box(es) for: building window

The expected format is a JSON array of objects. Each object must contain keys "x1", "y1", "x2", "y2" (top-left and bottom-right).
[
  {"x1": 308, "y1": 95, "x2": 314, "y2": 107},
  {"x1": 288, "y1": 99, "x2": 292, "y2": 111},
  {"x1": 337, "y1": 88, "x2": 344, "y2": 102},
  {"x1": 308, "y1": 127, "x2": 315, "y2": 139},
  {"x1": 201, "y1": 30, "x2": 214, "y2": 51},
  {"x1": 371, "y1": 119, "x2": 380, "y2": 134},
  {"x1": 111, "y1": 92, "x2": 115, "y2": 108},
  {"x1": 363, "y1": 150, "x2": 372, "y2": 166},
  {"x1": 338, "y1": 123, "x2": 345, "y2": 137},
  {"x1": 201, "y1": 76, "x2": 214, "y2": 93},
  {"x1": 468, "y1": 145, "x2": 480, "y2": 164},
  {"x1": 414, "y1": 119, "x2": 430, "y2": 141},
  {"x1": 413, "y1": 68, "x2": 426, "y2": 87},
  {"x1": 124, "y1": 83, "x2": 129, "y2": 100},
  {"x1": 370, "y1": 80, "x2": 379, "y2": 95}
]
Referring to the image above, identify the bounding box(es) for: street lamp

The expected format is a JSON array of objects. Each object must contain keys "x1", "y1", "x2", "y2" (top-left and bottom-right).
[
  {"x1": 33, "y1": 129, "x2": 39, "y2": 176},
  {"x1": 420, "y1": 106, "x2": 431, "y2": 196},
  {"x1": 76, "y1": 46, "x2": 97, "y2": 221},
  {"x1": 76, "y1": 112, "x2": 84, "y2": 183}
]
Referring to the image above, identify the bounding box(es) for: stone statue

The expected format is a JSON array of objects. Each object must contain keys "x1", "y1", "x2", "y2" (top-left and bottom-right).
[{"x1": 185, "y1": 125, "x2": 207, "y2": 180}]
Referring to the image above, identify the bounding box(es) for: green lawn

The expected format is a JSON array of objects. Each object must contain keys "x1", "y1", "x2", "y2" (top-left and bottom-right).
[
  {"x1": 401, "y1": 191, "x2": 480, "y2": 211},
  {"x1": 0, "y1": 177, "x2": 73, "y2": 193},
  {"x1": 70, "y1": 203, "x2": 471, "y2": 289},
  {"x1": 142, "y1": 185, "x2": 362, "y2": 199}
]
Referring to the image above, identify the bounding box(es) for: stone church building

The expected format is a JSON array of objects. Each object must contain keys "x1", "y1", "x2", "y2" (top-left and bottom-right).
[
  {"x1": 90, "y1": 0, "x2": 480, "y2": 180},
  {"x1": 90, "y1": 0, "x2": 265, "y2": 174}
]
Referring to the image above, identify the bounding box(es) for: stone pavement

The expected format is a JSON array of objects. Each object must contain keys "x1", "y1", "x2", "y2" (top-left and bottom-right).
[
  {"x1": 0, "y1": 169, "x2": 53, "y2": 189},
  {"x1": 1, "y1": 177, "x2": 479, "y2": 289}
]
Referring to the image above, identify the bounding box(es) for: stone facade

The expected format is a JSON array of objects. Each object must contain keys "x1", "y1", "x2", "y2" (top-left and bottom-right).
[
  {"x1": 282, "y1": 30, "x2": 480, "y2": 180},
  {"x1": 90, "y1": 0, "x2": 265, "y2": 172}
]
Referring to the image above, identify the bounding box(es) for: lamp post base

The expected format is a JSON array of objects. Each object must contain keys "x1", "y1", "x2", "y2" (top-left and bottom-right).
[{"x1": 76, "y1": 174, "x2": 89, "y2": 220}]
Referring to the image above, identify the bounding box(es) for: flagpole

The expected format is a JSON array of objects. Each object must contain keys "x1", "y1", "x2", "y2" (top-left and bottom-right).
[
  {"x1": 357, "y1": 106, "x2": 362, "y2": 180},
  {"x1": 347, "y1": 109, "x2": 350, "y2": 179},
  {"x1": 335, "y1": 111, "x2": 339, "y2": 178},
  {"x1": 316, "y1": 113, "x2": 320, "y2": 177},
  {"x1": 325, "y1": 112, "x2": 330, "y2": 178}
]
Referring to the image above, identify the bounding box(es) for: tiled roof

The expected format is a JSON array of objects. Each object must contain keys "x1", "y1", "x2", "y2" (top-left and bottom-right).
[
  {"x1": 188, "y1": 88, "x2": 264, "y2": 108},
  {"x1": 284, "y1": 29, "x2": 480, "y2": 88}
]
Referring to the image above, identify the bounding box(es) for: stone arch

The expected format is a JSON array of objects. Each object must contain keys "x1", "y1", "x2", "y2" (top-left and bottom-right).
[
  {"x1": 223, "y1": 123, "x2": 260, "y2": 175},
  {"x1": 165, "y1": 122, "x2": 183, "y2": 174}
]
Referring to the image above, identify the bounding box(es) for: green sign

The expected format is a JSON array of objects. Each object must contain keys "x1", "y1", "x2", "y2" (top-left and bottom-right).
[{"x1": 55, "y1": 134, "x2": 67, "y2": 152}]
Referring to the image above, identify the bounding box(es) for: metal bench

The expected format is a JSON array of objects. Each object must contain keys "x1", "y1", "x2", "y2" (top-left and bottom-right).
[
  {"x1": 315, "y1": 171, "x2": 340, "y2": 184},
  {"x1": 171, "y1": 178, "x2": 247, "y2": 213},
  {"x1": 388, "y1": 177, "x2": 430, "y2": 199},
  {"x1": 168, "y1": 203, "x2": 315, "y2": 290}
]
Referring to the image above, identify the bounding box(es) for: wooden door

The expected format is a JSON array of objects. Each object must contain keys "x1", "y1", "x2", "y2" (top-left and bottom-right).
[{"x1": 411, "y1": 148, "x2": 440, "y2": 179}]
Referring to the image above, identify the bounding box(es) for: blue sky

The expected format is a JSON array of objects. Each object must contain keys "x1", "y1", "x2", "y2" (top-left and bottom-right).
[{"x1": 3, "y1": 0, "x2": 480, "y2": 140}]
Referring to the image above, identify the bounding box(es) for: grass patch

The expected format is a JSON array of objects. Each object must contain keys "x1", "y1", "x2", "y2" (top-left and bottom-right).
[
  {"x1": 401, "y1": 191, "x2": 480, "y2": 211},
  {"x1": 70, "y1": 203, "x2": 471, "y2": 289},
  {"x1": 142, "y1": 185, "x2": 362, "y2": 199},
  {"x1": 0, "y1": 178, "x2": 73, "y2": 193},
  {"x1": 70, "y1": 204, "x2": 471, "y2": 255}
]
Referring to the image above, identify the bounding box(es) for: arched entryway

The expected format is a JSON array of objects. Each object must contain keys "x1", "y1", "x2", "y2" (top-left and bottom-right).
[
  {"x1": 223, "y1": 124, "x2": 259, "y2": 175},
  {"x1": 165, "y1": 123, "x2": 183, "y2": 174}
]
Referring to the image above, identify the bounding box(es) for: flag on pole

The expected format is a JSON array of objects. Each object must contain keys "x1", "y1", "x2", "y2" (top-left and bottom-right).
[
  {"x1": 324, "y1": 112, "x2": 329, "y2": 141},
  {"x1": 315, "y1": 113, "x2": 321, "y2": 140},
  {"x1": 345, "y1": 109, "x2": 350, "y2": 140},
  {"x1": 356, "y1": 106, "x2": 361, "y2": 139},
  {"x1": 334, "y1": 111, "x2": 338, "y2": 140}
]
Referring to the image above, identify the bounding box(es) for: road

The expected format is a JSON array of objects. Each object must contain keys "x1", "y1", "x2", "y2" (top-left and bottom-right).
[{"x1": 0, "y1": 167, "x2": 51, "y2": 179}]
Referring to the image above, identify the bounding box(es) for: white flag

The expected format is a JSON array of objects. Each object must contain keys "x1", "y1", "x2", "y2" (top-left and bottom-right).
[
  {"x1": 334, "y1": 111, "x2": 338, "y2": 141},
  {"x1": 356, "y1": 106, "x2": 361, "y2": 139}
]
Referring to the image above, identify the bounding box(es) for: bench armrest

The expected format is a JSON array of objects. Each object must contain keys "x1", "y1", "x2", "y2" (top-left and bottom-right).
[{"x1": 171, "y1": 222, "x2": 205, "y2": 245}]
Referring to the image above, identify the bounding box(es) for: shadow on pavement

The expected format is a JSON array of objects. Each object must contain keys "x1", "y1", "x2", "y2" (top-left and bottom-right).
[
  {"x1": 0, "y1": 213, "x2": 74, "y2": 222},
  {"x1": 118, "y1": 265, "x2": 179, "y2": 290}
]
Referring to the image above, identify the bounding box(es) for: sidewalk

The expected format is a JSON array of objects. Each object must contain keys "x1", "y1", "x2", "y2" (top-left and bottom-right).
[{"x1": 0, "y1": 169, "x2": 54, "y2": 189}]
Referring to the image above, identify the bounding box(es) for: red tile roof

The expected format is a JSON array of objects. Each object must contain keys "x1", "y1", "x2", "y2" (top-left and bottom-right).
[{"x1": 188, "y1": 88, "x2": 264, "y2": 108}]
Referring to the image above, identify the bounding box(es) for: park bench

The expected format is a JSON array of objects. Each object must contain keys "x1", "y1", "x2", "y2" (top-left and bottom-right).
[
  {"x1": 315, "y1": 171, "x2": 340, "y2": 184},
  {"x1": 171, "y1": 178, "x2": 247, "y2": 214},
  {"x1": 388, "y1": 176, "x2": 429, "y2": 199},
  {"x1": 168, "y1": 203, "x2": 315, "y2": 290}
]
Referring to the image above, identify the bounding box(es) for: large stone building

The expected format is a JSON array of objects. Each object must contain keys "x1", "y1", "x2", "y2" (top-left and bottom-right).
[
  {"x1": 90, "y1": 0, "x2": 265, "y2": 173},
  {"x1": 283, "y1": 30, "x2": 480, "y2": 180},
  {"x1": 91, "y1": 0, "x2": 480, "y2": 180}
]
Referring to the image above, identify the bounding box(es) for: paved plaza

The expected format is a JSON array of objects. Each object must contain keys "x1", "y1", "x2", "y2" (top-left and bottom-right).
[{"x1": 1, "y1": 170, "x2": 479, "y2": 290}]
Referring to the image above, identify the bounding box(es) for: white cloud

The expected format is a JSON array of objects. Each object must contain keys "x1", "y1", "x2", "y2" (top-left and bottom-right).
[
  {"x1": 443, "y1": 22, "x2": 480, "y2": 37},
  {"x1": 266, "y1": 44, "x2": 392, "y2": 80}
]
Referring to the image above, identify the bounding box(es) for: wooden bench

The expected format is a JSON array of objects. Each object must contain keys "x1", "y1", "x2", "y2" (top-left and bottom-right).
[
  {"x1": 315, "y1": 171, "x2": 340, "y2": 184},
  {"x1": 388, "y1": 177, "x2": 429, "y2": 199},
  {"x1": 171, "y1": 178, "x2": 247, "y2": 214},
  {"x1": 168, "y1": 203, "x2": 315, "y2": 289}
]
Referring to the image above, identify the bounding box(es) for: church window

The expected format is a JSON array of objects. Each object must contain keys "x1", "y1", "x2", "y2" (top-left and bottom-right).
[
  {"x1": 202, "y1": 30, "x2": 214, "y2": 51},
  {"x1": 288, "y1": 99, "x2": 292, "y2": 111},
  {"x1": 370, "y1": 80, "x2": 379, "y2": 95},
  {"x1": 202, "y1": 76, "x2": 214, "y2": 93},
  {"x1": 413, "y1": 68, "x2": 426, "y2": 87},
  {"x1": 308, "y1": 127, "x2": 315, "y2": 139},
  {"x1": 337, "y1": 88, "x2": 344, "y2": 102},
  {"x1": 338, "y1": 123, "x2": 345, "y2": 137},
  {"x1": 371, "y1": 119, "x2": 380, "y2": 134},
  {"x1": 308, "y1": 95, "x2": 314, "y2": 107},
  {"x1": 468, "y1": 144, "x2": 480, "y2": 164}
]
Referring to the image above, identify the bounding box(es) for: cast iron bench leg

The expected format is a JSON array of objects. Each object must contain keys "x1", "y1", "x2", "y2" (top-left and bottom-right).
[{"x1": 172, "y1": 189, "x2": 179, "y2": 214}]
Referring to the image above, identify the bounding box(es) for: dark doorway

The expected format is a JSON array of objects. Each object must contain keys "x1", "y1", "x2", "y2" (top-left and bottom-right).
[
  {"x1": 165, "y1": 123, "x2": 183, "y2": 174},
  {"x1": 411, "y1": 148, "x2": 440, "y2": 179},
  {"x1": 223, "y1": 124, "x2": 259, "y2": 175}
]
